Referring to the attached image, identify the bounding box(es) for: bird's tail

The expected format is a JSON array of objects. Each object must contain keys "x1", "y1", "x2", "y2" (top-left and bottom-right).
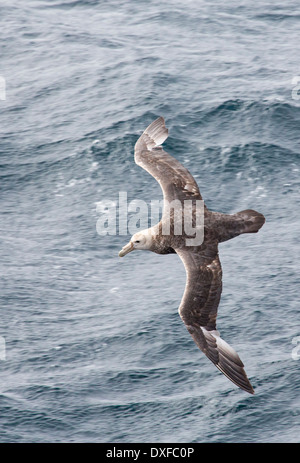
[
  {"x1": 235, "y1": 209, "x2": 265, "y2": 234},
  {"x1": 218, "y1": 209, "x2": 265, "y2": 243}
]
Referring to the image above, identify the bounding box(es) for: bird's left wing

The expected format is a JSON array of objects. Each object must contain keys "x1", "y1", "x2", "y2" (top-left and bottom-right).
[{"x1": 176, "y1": 248, "x2": 254, "y2": 394}]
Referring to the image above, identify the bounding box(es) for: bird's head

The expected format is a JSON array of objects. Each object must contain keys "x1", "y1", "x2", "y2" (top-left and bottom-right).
[{"x1": 119, "y1": 230, "x2": 152, "y2": 257}]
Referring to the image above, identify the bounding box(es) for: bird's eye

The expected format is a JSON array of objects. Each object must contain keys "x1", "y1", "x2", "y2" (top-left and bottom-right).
[{"x1": 135, "y1": 240, "x2": 140, "y2": 243}]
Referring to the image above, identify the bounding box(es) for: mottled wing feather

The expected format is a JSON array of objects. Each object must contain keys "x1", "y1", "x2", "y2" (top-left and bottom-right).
[
  {"x1": 134, "y1": 117, "x2": 202, "y2": 203},
  {"x1": 176, "y1": 249, "x2": 254, "y2": 394},
  {"x1": 178, "y1": 250, "x2": 222, "y2": 331}
]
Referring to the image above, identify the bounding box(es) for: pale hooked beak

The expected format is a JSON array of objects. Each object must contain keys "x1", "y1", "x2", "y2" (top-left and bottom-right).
[{"x1": 119, "y1": 241, "x2": 134, "y2": 257}]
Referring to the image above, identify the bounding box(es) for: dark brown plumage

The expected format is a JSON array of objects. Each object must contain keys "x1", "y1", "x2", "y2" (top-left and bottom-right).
[{"x1": 120, "y1": 117, "x2": 265, "y2": 394}]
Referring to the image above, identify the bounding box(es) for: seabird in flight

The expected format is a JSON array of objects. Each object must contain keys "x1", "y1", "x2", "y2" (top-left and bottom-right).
[{"x1": 119, "y1": 117, "x2": 265, "y2": 394}]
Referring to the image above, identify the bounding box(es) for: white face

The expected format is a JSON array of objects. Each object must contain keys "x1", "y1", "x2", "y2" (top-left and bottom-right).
[
  {"x1": 119, "y1": 230, "x2": 152, "y2": 257},
  {"x1": 131, "y1": 231, "x2": 151, "y2": 250}
]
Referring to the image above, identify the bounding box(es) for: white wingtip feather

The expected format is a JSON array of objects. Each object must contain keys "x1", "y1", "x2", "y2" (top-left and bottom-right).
[{"x1": 136, "y1": 116, "x2": 169, "y2": 151}]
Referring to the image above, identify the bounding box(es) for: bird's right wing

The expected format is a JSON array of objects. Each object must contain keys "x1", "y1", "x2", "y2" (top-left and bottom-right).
[
  {"x1": 176, "y1": 248, "x2": 254, "y2": 394},
  {"x1": 134, "y1": 117, "x2": 203, "y2": 204}
]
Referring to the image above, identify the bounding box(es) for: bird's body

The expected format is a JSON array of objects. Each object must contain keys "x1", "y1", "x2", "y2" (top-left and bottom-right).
[{"x1": 119, "y1": 117, "x2": 265, "y2": 394}]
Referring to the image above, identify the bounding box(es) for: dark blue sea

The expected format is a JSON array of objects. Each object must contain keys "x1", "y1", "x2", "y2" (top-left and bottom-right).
[{"x1": 0, "y1": 0, "x2": 299, "y2": 443}]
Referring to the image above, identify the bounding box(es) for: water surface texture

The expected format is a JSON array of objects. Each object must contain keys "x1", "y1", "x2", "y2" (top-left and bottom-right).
[{"x1": 0, "y1": 0, "x2": 299, "y2": 443}]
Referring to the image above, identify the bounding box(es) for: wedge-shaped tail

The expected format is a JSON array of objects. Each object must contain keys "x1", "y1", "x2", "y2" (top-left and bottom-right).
[
  {"x1": 218, "y1": 209, "x2": 265, "y2": 243},
  {"x1": 236, "y1": 209, "x2": 265, "y2": 234}
]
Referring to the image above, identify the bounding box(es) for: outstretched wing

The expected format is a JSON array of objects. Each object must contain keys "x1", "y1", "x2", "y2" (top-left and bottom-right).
[
  {"x1": 134, "y1": 117, "x2": 202, "y2": 203},
  {"x1": 176, "y1": 248, "x2": 254, "y2": 394}
]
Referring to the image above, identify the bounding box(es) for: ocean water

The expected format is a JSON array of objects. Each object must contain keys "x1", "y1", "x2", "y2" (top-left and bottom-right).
[{"x1": 0, "y1": 0, "x2": 299, "y2": 443}]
